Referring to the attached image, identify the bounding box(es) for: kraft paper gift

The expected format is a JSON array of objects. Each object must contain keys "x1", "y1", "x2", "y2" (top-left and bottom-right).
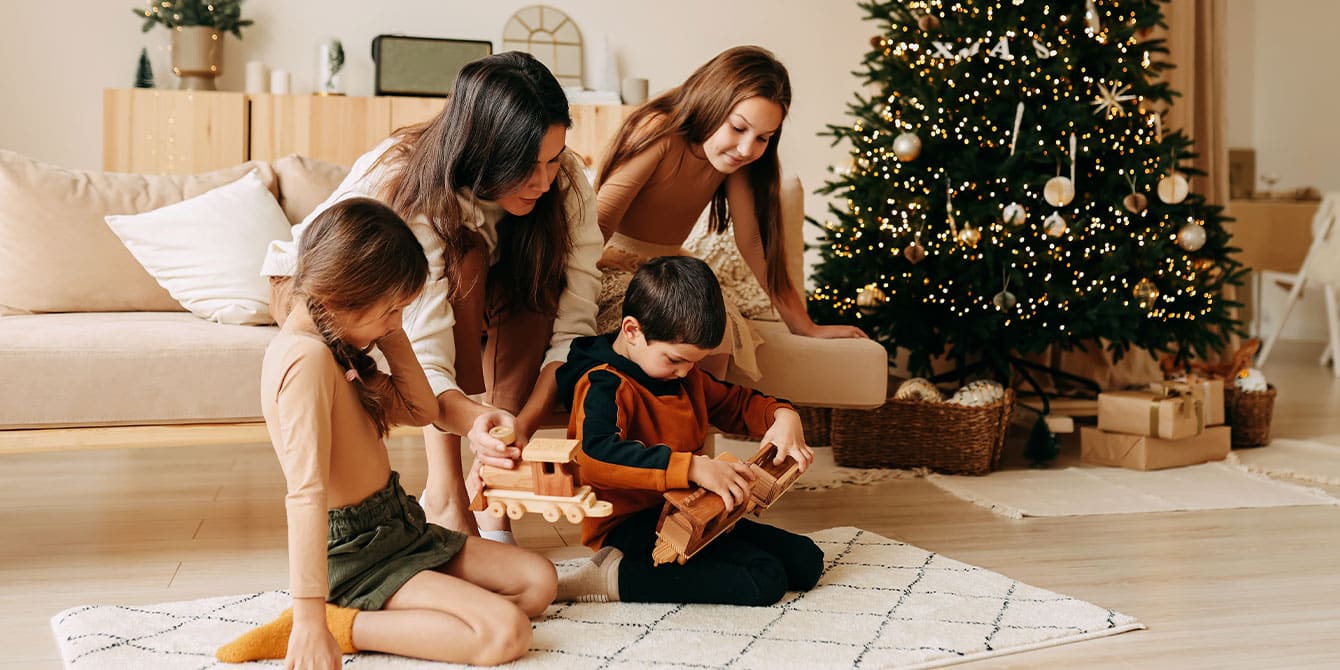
[
  {"x1": 1097, "y1": 389, "x2": 1204, "y2": 439},
  {"x1": 1150, "y1": 377, "x2": 1225, "y2": 426},
  {"x1": 1080, "y1": 425, "x2": 1231, "y2": 471}
]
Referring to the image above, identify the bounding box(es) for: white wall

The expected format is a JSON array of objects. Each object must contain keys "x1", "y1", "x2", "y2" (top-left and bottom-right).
[
  {"x1": 1225, "y1": 0, "x2": 1340, "y2": 192},
  {"x1": 0, "y1": 0, "x2": 870, "y2": 237}
]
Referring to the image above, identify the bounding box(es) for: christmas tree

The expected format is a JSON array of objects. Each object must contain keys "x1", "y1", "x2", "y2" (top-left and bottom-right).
[
  {"x1": 135, "y1": 47, "x2": 155, "y2": 88},
  {"x1": 811, "y1": 0, "x2": 1244, "y2": 383}
]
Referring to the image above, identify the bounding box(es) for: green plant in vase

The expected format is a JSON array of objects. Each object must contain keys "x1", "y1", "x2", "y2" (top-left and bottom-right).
[{"x1": 132, "y1": 0, "x2": 254, "y2": 90}]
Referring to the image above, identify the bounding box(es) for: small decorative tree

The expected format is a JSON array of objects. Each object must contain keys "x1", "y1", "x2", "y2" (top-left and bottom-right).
[{"x1": 134, "y1": 47, "x2": 155, "y2": 89}]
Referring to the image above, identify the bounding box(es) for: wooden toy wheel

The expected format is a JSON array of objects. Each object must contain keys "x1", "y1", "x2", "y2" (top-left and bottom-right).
[
  {"x1": 506, "y1": 502, "x2": 526, "y2": 520},
  {"x1": 487, "y1": 500, "x2": 506, "y2": 518},
  {"x1": 565, "y1": 507, "x2": 584, "y2": 524},
  {"x1": 542, "y1": 506, "x2": 562, "y2": 523}
]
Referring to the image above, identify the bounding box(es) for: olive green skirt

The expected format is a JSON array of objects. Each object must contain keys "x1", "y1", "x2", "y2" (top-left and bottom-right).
[{"x1": 327, "y1": 471, "x2": 468, "y2": 610}]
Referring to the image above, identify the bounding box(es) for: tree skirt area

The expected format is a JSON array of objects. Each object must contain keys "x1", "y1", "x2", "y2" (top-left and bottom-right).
[{"x1": 51, "y1": 528, "x2": 1141, "y2": 670}]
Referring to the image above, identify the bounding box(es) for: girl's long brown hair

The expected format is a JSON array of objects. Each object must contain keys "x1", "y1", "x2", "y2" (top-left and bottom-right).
[
  {"x1": 597, "y1": 45, "x2": 793, "y2": 296},
  {"x1": 293, "y1": 197, "x2": 428, "y2": 437},
  {"x1": 374, "y1": 51, "x2": 577, "y2": 315}
]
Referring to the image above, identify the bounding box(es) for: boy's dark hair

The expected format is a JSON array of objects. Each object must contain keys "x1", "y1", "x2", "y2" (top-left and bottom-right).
[{"x1": 623, "y1": 256, "x2": 726, "y2": 348}]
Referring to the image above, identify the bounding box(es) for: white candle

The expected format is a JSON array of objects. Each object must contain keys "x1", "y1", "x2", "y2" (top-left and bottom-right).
[
  {"x1": 245, "y1": 61, "x2": 268, "y2": 94},
  {"x1": 270, "y1": 69, "x2": 291, "y2": 95}
]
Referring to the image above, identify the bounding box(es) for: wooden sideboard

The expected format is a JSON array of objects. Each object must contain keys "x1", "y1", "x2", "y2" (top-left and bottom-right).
[{"x1": 103, "y1": 88, "x2": 634, "y2": 175}]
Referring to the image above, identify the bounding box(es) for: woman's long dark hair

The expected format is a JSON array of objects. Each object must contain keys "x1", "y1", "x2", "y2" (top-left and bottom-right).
[
  {"x1": 294, "y1": 198, "x2": 428, "y2": 437},
  {"x1": 597, "y1": 46, "x2": 793, "y2": 296},
  {"x1": 375, "y1": 51, "x2": 576, "y2": 314}
]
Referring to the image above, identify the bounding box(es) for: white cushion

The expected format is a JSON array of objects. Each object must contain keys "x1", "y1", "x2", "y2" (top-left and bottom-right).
[{"x1": 105, "y1": 170, "x2": 292, "y2": 326}]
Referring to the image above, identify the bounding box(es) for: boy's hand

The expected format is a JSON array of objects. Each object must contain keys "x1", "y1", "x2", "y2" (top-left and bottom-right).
[
  {"x1": 762, "y1": 408, "x2": 813, "y2": 473},
  {"x1": 467, "y1": 410, "x2": 522, "y2": 468},
  {"x1": 688, "y1": 454, "x2": 756, "y2": 512}
]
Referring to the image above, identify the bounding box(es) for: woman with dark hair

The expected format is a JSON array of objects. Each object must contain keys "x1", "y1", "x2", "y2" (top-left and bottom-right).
[
  {"x1": 263, "y1": 51, "x2": 601, "y2": 542},
  {"x1": 597, "y1": 46, "x2": 864, "y2": 378}
]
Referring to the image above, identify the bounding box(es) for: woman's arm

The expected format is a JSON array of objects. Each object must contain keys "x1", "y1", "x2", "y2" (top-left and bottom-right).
[
  {"x1": 725, "y1": 172, "x2": 866, "y2": 339},
  {"x1": 596, "y1": 126, "x2": 669, "y2": 242}
]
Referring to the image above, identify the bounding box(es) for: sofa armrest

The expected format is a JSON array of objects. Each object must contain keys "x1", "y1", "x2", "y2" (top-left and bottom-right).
[{"x1": 725, "y1": 321, "x2": 887, "y2": 409}]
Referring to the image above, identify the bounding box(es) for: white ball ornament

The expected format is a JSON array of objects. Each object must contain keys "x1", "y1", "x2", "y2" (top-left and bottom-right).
[
  {"x1": 947, "y1": 380, "x2": 1006, "y2": 407},
  {"x1": 1043, "y1": 212, "x2": 1068, "y2": 237},
  {"x1": 1234, "y1": 367, "x2": 1268, "y2": 393},
  {"x1": 1177, "y1": 222, "x2": 1207, "y2": 252},
  {"x1": 1002, "y1": 202, "x2": 1027, "y2": 227},
  {"x1": 1044, "y1": 176, "x2": 1075, "y2": 207},
  {"x1": 1158, "y1": 172, "x2": 1189, "y2": 204},
  {"x1": 893, "y1": 132, "x2": 922, "y2": 162},
  {"x1": 992, "y1": 290, "x2": 1017, "y2": 311},
  {"x1": 894, "y1": 377, "x2": 943, "y2": 402}
]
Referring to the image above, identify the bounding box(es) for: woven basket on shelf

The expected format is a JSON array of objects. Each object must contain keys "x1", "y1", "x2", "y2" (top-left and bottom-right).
[
  {"x1": 829, "y1": 390, "x2": 1015, "y2": 475},
  {"x1": 794, "y1": 405, "x2": 832, "y2": 446},
  {"x1": 1224, "y1": 384, "x2": 1276, "y2": 448}
]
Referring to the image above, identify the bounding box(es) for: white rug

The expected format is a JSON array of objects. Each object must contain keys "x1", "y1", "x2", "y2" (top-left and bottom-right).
[
  {"x1": 926, "y1": 462, "x2": 1340, "y2": 519},
  {"x1": 51, "y1": 528, "x2": 1142, "y2": 670},
  {"x1": 1228, "y1": 437, "x2": 1340, "y2": 486}
]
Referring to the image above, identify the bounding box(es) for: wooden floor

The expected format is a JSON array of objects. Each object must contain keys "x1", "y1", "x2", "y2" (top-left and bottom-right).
[{"x1": 4, "y1": 341, "x2": 1339, "y2": 669}]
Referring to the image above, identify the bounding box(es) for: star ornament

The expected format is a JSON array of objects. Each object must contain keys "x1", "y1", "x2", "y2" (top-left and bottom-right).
[{"x1": 1091, "y1": 82, "x2": 1136, "y2": 119}]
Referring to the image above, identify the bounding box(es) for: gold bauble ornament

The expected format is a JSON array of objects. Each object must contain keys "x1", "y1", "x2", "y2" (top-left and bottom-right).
[
  {"x1": 1122, "y1": 192, "x2": 1148, "y2": 214},
  {"x1": 1044, "y1": 176, "x2": 1075, "y2": 207},
  {"x1": 992, "y1": 290, "x2": 1017, "y2": 311},
  {"x1": 1132, "y1": 278, "x2": 1160, "y2": 310},
  {"x1": 1002, "y1": 202, "x2": 1027, "y2": 227},
  {"x1": 917, "y1": 14, "x2": 941, "y2": 31},
  {"x1": 1176, "y1": 222, "x2": 1207, "y2": 251},
  {"x1": 1043, "y1": 212, "x2": 1068, "y2": 237},
  {"x1": 856, "y1": 284, "x2": 887, "y2": 313},
  {"x1": 956, "y1": 225, "x2": 981, "y2": 247},
  {"x1": 903, "y1": 240, "x2": 926, "y2": 264},
  {"x1": 1158, "y1": 172, "x2": 1189, "y2": 204},
  {"x1": 892, "y1": 132, "x2": 922, "y2": 162}
]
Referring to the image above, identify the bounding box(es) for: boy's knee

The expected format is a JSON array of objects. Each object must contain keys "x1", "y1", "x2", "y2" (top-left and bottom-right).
[
  {"x1": 740, "y1": 560, "x2": 789, "y2": 606},
  {"x1": 470, "y1": 605, "x2": 532, "y2": 666},
  {"x1": 792, "y1": 538, "x2": 825, "y2": 591}
]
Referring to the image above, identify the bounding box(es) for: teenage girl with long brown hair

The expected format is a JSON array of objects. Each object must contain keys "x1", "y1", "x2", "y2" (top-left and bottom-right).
[
  {"x1": 596, "y1": 46, "x2": 865, "y2": 378},
  {"x1": 263, "y1": 51, "x2": 602, "y2": 541},
  {"x1": 221, "y1": 198, "x2": 555, "y2": 668}
]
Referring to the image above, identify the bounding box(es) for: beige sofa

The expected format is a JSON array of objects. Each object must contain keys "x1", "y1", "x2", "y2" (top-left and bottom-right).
[{"x1": 0, "y1": 150, "x2": 886, "y2": 454}]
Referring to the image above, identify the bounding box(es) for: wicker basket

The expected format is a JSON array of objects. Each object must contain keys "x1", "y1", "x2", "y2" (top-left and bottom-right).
[
  {"x1": 795, "y1": 405, "x2": 832, "y2": 446},
  {"x1": 1224, "y1": 384, "x2": 1277, "y2": 448},
  {"x1": 829, "y1": 390, "x2": 1015, "y2": 475}
]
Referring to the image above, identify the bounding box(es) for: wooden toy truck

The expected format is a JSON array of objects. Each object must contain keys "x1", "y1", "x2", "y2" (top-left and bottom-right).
[
  {"x1": 650, "y1": 442, "x2": 803, "y2": 566},
  {"x1": 468, "y1": 427, "x2": 613, "y2": 524}
]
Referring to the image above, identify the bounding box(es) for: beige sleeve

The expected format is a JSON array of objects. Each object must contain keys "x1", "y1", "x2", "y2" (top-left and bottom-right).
[
  {"x1": 269, "y1": 343, "x2": 339, "y2": 599},
  {"x1": 595, "y1": 133, "x2": 668, "y2": 241},
  {"x1": 366, "y1": 328, "x2": 440, "y2": 427},
  {"x1": 400, "y1": 216, "x2": 462, "y2": 398},
  {"x1": 543, "y1": 151, "x2": 603, "y2": 371}
]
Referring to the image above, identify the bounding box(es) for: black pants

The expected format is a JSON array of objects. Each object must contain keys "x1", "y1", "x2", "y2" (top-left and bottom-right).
[{"x1": 602, "y1": 507, "x2": 825, "y2": 606}]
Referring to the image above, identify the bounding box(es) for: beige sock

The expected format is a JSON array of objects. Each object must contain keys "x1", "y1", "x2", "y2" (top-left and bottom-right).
[
  {"x1": 215, "y1": 604, "x2": 359, "y2": 663},
  {"x1": 556, "y1": 546, "x2": 622, "y2": 603}
]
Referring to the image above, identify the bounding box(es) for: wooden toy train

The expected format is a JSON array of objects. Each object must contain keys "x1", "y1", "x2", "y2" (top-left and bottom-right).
[
  {"x1": 468, "y1": 427, "x2": 803, "y2": 565},
  {"x1": 651, "y1": 443, "x2": 803, "y2": 566},
  {"x1": 468, "y1": 426, "x2": 613, "y2": 524}
]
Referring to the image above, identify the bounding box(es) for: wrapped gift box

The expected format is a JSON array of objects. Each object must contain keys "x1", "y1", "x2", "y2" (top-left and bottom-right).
[
  {"x1": 1150, "y1": 377, "x2": 1225, "y2": 426},
  {"x1": 1097, "y1": 389, "x2": 1204, "y2": 439},
  {"x1": 1080, "y1": 425, "x2": 1231, "y2": 471}
]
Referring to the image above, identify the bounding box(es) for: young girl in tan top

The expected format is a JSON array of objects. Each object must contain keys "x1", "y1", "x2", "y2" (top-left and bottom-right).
[
  {"x1": 597, "y1": 46, "x2": 865, "y2": 377},
  {"x1": 219, "y1": 198, "x2": 556, "y2": 668}
]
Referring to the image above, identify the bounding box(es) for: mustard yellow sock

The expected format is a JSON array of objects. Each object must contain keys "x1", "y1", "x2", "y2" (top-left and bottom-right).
[{"x1": 215, "y1": 604, "x2": 359, "y2": 663}]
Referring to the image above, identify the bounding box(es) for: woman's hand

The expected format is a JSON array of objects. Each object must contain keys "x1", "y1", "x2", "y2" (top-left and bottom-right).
[
  {"x1": 687, "y1": 455, "x2": 756, "y2": 512},
  {"x1": 794, "y1": 322, "x2": 869, "y2": 340},
  {"x1": 286, "y1": 598, "x2": 341, "y2": 670},
  {"x1": 761, "y1": 407, "x2": 813, "y2": 473},
  {"x1": 466, "y1": 410, "x2": 523, "y2": 469}
]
